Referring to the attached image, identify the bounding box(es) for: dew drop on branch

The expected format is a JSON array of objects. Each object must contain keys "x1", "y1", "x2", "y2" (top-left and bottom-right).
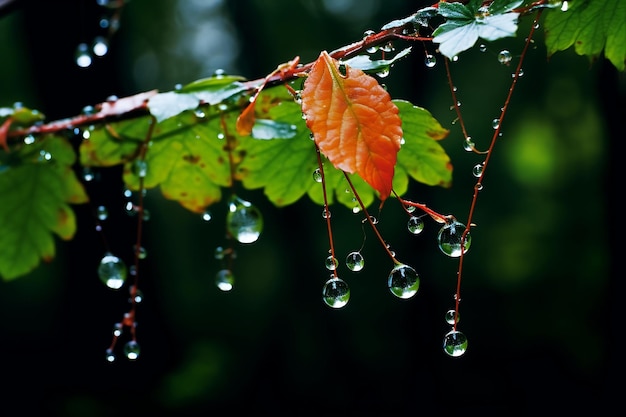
[
  {"x1": 124, "y1": 340, "x2": 141, "y2": 360},
  {"x1": 443, "y1": 330, "x2": 468, "y2": 357},
  {"x1": 387, "y1": 264, "x2": 420, "y2": 299},
  {"x1": 322, "y1": 277, "x2": 350, "y2": 308},
  {"x1": 407, "y1": 216, "x2": 424, "y2": 235},
  {"x1": 75, "y1": 43, "x2": 92, "y2": 68},
  {"x1": 346, "y1": 251, "x2": 365, "y2": 272},
  {"x1": 445, "y1": 309, "x2": 460, "y2": 325},
  {"x1": 497, "y1": 50, "x2": 512, "y2": 65},
  {"x1": 437, "y1": 220, "x2": 471, "y2": 257},
  {"x1": 325, "y1": 256, "x2": 339, "y2": 271}
]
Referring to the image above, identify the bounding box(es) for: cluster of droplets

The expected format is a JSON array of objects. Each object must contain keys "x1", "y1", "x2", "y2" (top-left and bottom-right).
[{"x1": 75, "y1": 0, "x2": 125, "y2": 68}]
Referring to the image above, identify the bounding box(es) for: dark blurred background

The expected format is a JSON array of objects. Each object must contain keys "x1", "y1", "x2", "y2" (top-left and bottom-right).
[{"x1": 0, "y1": 0, "x2": 622, "y2": 415}]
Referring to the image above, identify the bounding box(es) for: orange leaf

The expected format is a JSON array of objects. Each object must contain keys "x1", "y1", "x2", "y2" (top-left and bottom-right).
[{"x1": 301, "y1": 51, "x2": 403, "y2": 200}]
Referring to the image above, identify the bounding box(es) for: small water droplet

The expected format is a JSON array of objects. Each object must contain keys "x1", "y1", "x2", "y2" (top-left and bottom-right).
[
  {"x1": 124, "y1": 340, "x2": 141, "y2": 360},
  {"x1": 112, "y1": 322, "x2": 123, "y2": 337},
  {"x1": 492, "y1": 118, "x2": 500, "y2": 129},
  {"x1": 424, "y1": 54, "x2": 436, "y2": 68},
  {"x1": 497, "y1": 50, "x2": 512, "y2": 65},
  {"x1": 226, "y1": 196, "x2": 263, "y2": 244},
  {"x1": 96, "y1": 205, "x2": 108, "y2": 221},
  {"x1": 75, "y1": 43, "x2": 92, "y2": 68},
  {"x1": 105, "y1": 348, "x2": 116, "y2": 362},
  {"x1": 216, "y1": 269, "x2": 234, "y2": 291},
  {"x1": 82, "y1": 167, "x2": 96, "y2": 182},
  {"x1": 217, "y1": 132, "x2": 225, "y2": 140},
  {"x1": 325, "y1": 256, "x2": 339, "y2": 271},
  {"x1": 129, "y1": 286, "x2": 143, "y2": 303},
  {"x1": 322, "y1": 208, "x2": 331, "y2": 219},
  {"x1": 479, "y1": 44, "x2": 487, "y2": 52},
  {"x1": 345, "y1": 251, "x2": 364, "y2": 272},
  {"x1": 437, "y1": 220, "x2": 471, "y2": 257},
  {"x1": 92, "y1": 36, "x2": 109, "y2": 56},
  {"x1": 407, "y1": 216, "x2": 424, "y2": 235},
  {"x1": 202, "y1": 210, "x2": 212, "y2": 222},
  {"x1": 38, "y1": 150, "x2": 52, "y2": 162},
  {"x1": 445, "y1": 309, "x2": 460, "y2": 325},
  {"x1": 443, "y1": 330, "x2": 468, "y2": 357},
  {"x1": 133, "y1": 159, "x2": 148, "y2": 178},
  {"x1": 23, "y1": 134, "x2": 35, "y2": 145},
  {"x1": 387, "y1": 264, "x2": 420, "y2": 299},
  {"x1": 98, "y1": 253, "x2": 127, "y2": 289},
  {"x1": 133, "y1": 245, "x2": 147, "y2": 259},
  {"x1": 463, "y1": 137, "x2": 475, "y2": 152},
  {"x1": 312, "y1": 168, "x2": 323, "y2": 183},
  {"x1": 472, "y1": 163, "x2": 484, "y2": 177},
  {"x1": 376, "y1": 67, "x2": 390, "y2": 78},
  {"x1": 405, "y1": 205, "x2": 416, "y2": 213},
  {"x1": 322, "y1": 277, "x2": 350, "y2": 308}
]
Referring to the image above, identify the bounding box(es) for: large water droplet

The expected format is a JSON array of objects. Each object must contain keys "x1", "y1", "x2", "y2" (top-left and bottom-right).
[
  {"x1": 437, "y1": 220, "x2": 471, "y2": 257},
  {"x1": 98, "y1": 253, "x2": 127, "y2": 289},
  {"x1": 346, "y1": 251, "x2": 365, "y2": 272},
  {"x1": 226, "y1": 196, "x2": 263, "y2": 244},
  {"x1": 124, "y1": 340, "x2": 141, "y2": 360},
  {"x1": 387, "y1": 264, "x2": 420, "y2": 299},
  {"x1": 322, "y1": 277, "x2": 350, "y2": 308},
  {"x1": 216, "y1": 269, "x2": 234, "y2": 291},
  {"x1": 443, "y1": 330, "x2": 468, "y2": 357}
]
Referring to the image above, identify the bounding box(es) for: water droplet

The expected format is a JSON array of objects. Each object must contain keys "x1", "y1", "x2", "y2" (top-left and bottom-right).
[
  {"x1": 380, "y1": 42, "x2": 394, "y2": 53},
  {"x1": 133, "y1": 159, "x2": 148, "y2": 178},
  {"x1": 226, "y1": 195, "x2": 263, "y2": 244},
  {"x1": 325, "y1": 256, "x2": 339, "y2": 271},
  {"x1": 424, "y1": 54, "x2": 436, "y2": 68},
  {"x1": 98, "y1": 252, "x2": 127, "y2": 289},
  {"x1": 38, "y1": 150, "x2": 52, "y2": 162},
  {"x1": 124, "y1": 340, "x2": 141, "y2": 360},
  {"x1": 376, "y1": 67, "x2": 390, "y2": 78},
  {"x1": 216, "y1": 269, "x2": 234, "y2": 291},
  {"x1": 479, "y1": 44, "x2": 487, "y2": 52},
  {"x1": 112, "y1": 323, "x2": 123, "y2": 337},
  {"x1": 82, "y1": 167, "x2": 96, "y2": 182},
  {"x1": 345, "y1": 251, "x2": 364, "y2": 272},
  {"x1": 312, "y1": 168, "x2": 322, "y2": 182},
  {"x1": 322, "y1": 208, "x2": 331, "y2": 219},
  {"x1": 75, "y1": 43, "x2": 92, "y2": 68},
  {"x1": 445, "y1": 309, "x2": 460, "y2": 325},
  {"x1": 387, "y1": 264, "x2": 420, "y2": 299},
  {"x1": 23, "y1": 134, "x2": 35, "y2": 145},
  {"x1": 96, "y1": 205, "x2": 108, "y2": 221},
  {"x1": 437, "y1": 220, "x2": 471, "y2": 257},
  {"x1": 492, "y1": 118, "x2": 500, "y2": 129},
  {"x1": 129, "y1": 286, "x2": 143, "y2": 303},
  {"x1": 322, "y1": 277, "x2": 350, "y2": 308},
  {"x1": 497, "y1": 50, "x2": 512, "y2": 65},
  {"x1": 472, "y1": 163, "x2": 484, "y2": 177},
  {"x1": 352, "y1": 205, "x2": 362, "y2": 214},
  {"x1": 92, "y1": 36, "x2": 109, "y2": 57},
  {"x1": 405, "y1": 205, "x2": 416, "y2": 213},
  {"x1": 105, "y1": 349, "x2": 116, "y2": 362},
  {"x1": 463, "y1": 137, "x2": 475, "y2": 152},
  {"x1": 124, "y1": 201, "x2": 138, "y2": 216},
  {"x1": 202, "y1": 210, "x2": 212, "y2": 222},
  {"x1": 443, "y1": 330, "x2": 468, "y2": 357},
  {"x1": 407, "y1": 216, "x2": 424, "y2": 235},
  {"x1": 451, "y1": 55, "x2": 459, "y2": 62},
  {"x1": 133, "y1": 245, "x2": 147, "y2": 260}
]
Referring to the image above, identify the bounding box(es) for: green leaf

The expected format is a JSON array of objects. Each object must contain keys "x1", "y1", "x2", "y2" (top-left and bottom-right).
[
  {"x1": 0, "y1": 136, "x2": 88, "y2": 280},
  {"x1": 433, "y1": 1, "x2": 520, "y2": 58},
  {"x1": 342, "y1": 47, "x2": 412, "y2": 73},
  {"x1": 394, "y1": 100, "x2": 452, "y2": 188},
  {"x1": 544, "y1": 0, "x2": 626, "y2": 71}
]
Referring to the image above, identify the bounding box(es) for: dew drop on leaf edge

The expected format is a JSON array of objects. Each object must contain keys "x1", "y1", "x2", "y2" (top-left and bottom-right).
[{"x1": 226, "y1": 195, "x2": 263, "y2": 244}]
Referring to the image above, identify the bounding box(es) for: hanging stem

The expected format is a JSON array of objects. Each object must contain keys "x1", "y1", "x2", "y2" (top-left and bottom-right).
[
  {"x1": 315, "y1": 146, "x2": 339, "y2": 277},
  {"x1": 451, "y1": 11, "x2": 543, "y2": 331}
]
